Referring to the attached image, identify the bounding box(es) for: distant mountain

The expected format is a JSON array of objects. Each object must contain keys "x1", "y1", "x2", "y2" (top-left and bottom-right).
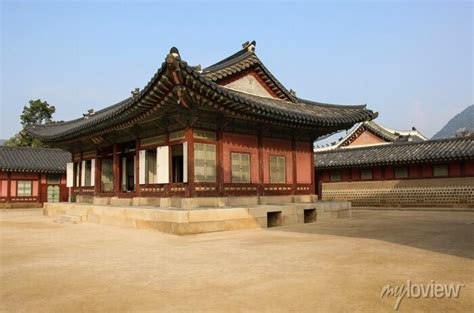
[{"x1": 432, "y1": 105, "x2": 474, "y2": 139}]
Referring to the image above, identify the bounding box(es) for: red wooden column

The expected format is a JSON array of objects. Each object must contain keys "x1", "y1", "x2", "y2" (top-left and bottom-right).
[
  {"x1": 135, "y1": 140, "x2": 141, "y2": 196},
  {"x1": 113, "y1": 144, "x2": 120, "y2": 196},
  {"x1": 292, "y1": 136, "x2": 297, "y2": 195},
  {"x1": 258, "y1": 131, "x2": 264, "y2": 196},
  {"x1": 6, "y1": 172, "x2": 11, "y2": 203},
  {"x1": 185, "y1": 127, "x2": 195, "y2": 198},
  {"x1": 309, "y1": 139, "x2": 316, "y2": 195},
  {"x1": 217, "y1": 129, "x2": 224, "y2": 196},
  {"x1": 37, "y1": 173, "x2": 42, "y2": 203}
]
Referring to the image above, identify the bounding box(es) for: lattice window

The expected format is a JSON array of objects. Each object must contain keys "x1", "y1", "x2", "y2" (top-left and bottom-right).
[
  {"x1": 194, "y1": 143, "x2": 216, "y2": 182},
  {"x1": 433, "y1": 164, "x2": 448, "y2": 177},
  {"x1": 17, "y1": 181, "x2": 32, "y2": 197},
  {"x1": 330, "y1": 170, "x2": 341, "y2": 182},
  {"x1": 101, "y1": 159, "x2": 113, "y2": 192},
  {"x1": 394, "y1": 167, "x2": 408, "y2": 179},
  {"x1": 146, "y1": 150, "x2": 157, "y2": 184},
  {"x1": 361, "y1": 169, "x2": 373, "y2": 180},
  {"x1": 270, "y1": 156, "x2": 286, "y2": 184},
  {"x1": 83, "y1": 160, "x2": 92, "y2": 186},
  {"x1": 231, "y1": 153, "x2": 250, "y2": 183}
]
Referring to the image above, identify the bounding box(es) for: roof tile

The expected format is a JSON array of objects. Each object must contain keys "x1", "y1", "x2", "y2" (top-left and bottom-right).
[
  {"x1": 0, "y1": 146, "x2": 70, "y2": 173},
  {"x1": 315, "y1": 136, "x2": 474, "y2": 169}
]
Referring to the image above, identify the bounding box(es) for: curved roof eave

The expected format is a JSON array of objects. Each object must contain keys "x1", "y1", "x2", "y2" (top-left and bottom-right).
[{"x1": 28, "y1": 47, "x2": 377, "y2": 142}]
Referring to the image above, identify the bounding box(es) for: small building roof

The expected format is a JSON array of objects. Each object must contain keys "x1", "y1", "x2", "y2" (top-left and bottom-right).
[
  {"x1": 0, "y1": 146, "x2": 70, "y2": 174},
  {"x1": 314, "y1": 136, "x2": 474, "y2": 169},
  {"x1": 315, "y1": 120, "x2": 428, "y2": 151},
  {"x1": 28, "y1": 42, "x2": 376, "y2": 144}
]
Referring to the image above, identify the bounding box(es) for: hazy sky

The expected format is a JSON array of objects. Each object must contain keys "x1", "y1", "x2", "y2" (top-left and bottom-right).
[{"x1": 1, "y1": 0, "x2": 472, "y2": 140}]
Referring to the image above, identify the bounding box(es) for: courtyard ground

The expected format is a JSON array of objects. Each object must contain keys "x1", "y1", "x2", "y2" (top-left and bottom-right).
[{"x1": 0, "y1": 209, "x2": 473, "y2": 313}]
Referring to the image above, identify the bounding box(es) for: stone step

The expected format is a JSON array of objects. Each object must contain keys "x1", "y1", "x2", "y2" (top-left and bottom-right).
[{"x1": 54, "y1": 214, "x2": 84, "y2": 224}]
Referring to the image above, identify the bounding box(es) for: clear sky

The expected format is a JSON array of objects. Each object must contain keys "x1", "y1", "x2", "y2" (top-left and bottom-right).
[{"x1": 1, "y1": 0, "x2": 472, "y2": 140}]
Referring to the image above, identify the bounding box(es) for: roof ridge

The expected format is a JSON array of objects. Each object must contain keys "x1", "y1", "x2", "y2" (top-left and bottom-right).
[
  {"x1": 314, "y1": 135, "x2": 474, "y2": 154},
  {"x1": 371, "y1": 121, "x2": 428, "y2": 139},
  {"x1": 0, "y1": 146, "x2": 67, "y2": 152},
  {"x1": 298, "y1": 98, "x2": 368, "y2": 109},
  {"x1": 202, "y1": 48, "x2": 253, "y2": 72}
]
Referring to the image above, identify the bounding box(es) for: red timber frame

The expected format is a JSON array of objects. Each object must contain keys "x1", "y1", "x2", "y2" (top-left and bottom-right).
[
  {"x1": 69, "y1": 126, "x2": 315, "y2": 199},
  {"x1": 316, "y1": 160, "x2": 474, "y2": 185}
]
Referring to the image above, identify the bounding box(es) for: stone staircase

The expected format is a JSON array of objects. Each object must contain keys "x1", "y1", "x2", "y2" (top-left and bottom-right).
[{"x1": 54, "y1": 207, "x2": 88, "y2": 224}]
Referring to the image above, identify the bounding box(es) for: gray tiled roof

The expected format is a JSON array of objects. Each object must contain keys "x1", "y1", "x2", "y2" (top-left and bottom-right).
[
  {"x1": 0, "y1": 146, "x2": 70, "y2": 173},
  {"x1": 314, "y1": 136, "x2": 474, "y2": 169},
  {"x1": 203, "y1": 46, "x2": 296, "y2": 102},
  {"x1": 28, "y1": 45, "x2": 377, "y2": 142}
]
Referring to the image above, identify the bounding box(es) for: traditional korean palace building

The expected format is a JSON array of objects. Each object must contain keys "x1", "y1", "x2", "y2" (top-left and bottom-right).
[
  {"x1": 28, "y1": 41, "x2": 375, "y2": 205},
  {"x1": 0, "y1": 146, "x2": 70, "y2": 208},
  {"x1": 315, "y1": 136, "x2": 474, "y2": 208}
]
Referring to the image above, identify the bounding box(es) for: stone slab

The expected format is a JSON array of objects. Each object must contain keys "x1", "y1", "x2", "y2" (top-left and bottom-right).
[
  {"x1": 188, "y1": 208, "x2": 249, "y2": 222},
  {"x1": 93, "y1": 197, "x2": 111, "y2": 206},
  {"x1": 110, "y1": 197, "x2": 133, "y2": 207},
  {"x1": 132, "y1": 197, "x2": 161, "y2": 207}
]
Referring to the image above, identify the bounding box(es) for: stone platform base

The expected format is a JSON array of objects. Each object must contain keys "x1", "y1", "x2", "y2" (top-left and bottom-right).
[
  {"x1": 43, "y1": 200, "x2": 351, "y2": 235},
  {"x1": 0, "y1": 202, "x2": 42, "y2": 209},
  {"x1": 75, "y1": 195, "x2": 319, "y2": 208}
]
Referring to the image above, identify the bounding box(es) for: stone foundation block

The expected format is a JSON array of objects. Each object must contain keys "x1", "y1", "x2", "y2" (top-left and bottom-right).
[
  {"x1": 257, "y1": 217, "x2": 268, "y2": 228},
  {"x1": 132, "y1": 197, "x2": 160, "y2": 207},
  {"x1": 109, "y1": 197, "x2": 132, "y2": 207},
  {"x1": 227, "y1": 196, "x2": 259, "y2": 206},
  {"x1": 248, "y1": 205, "x2": 296, "y2": 218},
  {"x1": 224, "y1": 218, "x2": 259, "y2": 231},
  {"x1": 338, "y1": 210, "x2": 352, "y2": 219},
  {"x1": 99, "y1": 215, "x2": 136, "y2": 228},
  {"x1": 292, "y1": 195, "x2": 317, "y2": 203},
  {"x1": 282, "y1": 214, "x2": 298, "y2": 226},
  {"x1": 188, "y1": 208, "x2": 249, "y2": 222},
  {"x1": 93, "y1": 197, "x2": 111, "y2": 206},
  {"x1": 259, "y1": 195, "x2": 293, "y2": 205},
  {"x1": 175, "y1": 221, "x2": 226, "y2": 235},
  {"x1": 87, "y1": 214, "x2": 101, "y2": 223},
  {"x1": 76, "y1": 195, "x2": 93, "y2": 204}
]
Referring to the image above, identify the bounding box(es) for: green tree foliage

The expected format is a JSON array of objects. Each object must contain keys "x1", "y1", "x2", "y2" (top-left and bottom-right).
[{"x1": 4, "y1": 99, "x2": 56, "y2": 147}]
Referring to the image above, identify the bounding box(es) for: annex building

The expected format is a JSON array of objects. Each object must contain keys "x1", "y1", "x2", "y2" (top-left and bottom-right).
[
  {"x1": 28, "y1": 42, "x2": 376, "y2": 234},
  {"x1": 315, "y1": 136, "x2": 474, "y2": 207},
  {"x1": 0, "y1": 146, "x2": 70, "y2": 208}
]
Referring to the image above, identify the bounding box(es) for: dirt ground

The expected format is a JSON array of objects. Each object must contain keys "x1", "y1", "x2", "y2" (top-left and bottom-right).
[{"x1": 0, "y1": 209, "x2": 473, "y2": 313}]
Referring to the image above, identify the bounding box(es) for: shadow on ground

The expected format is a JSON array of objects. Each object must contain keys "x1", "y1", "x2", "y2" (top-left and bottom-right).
[{"x1": 274, "y1": 210, "x2": 474, "y2": 259}]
